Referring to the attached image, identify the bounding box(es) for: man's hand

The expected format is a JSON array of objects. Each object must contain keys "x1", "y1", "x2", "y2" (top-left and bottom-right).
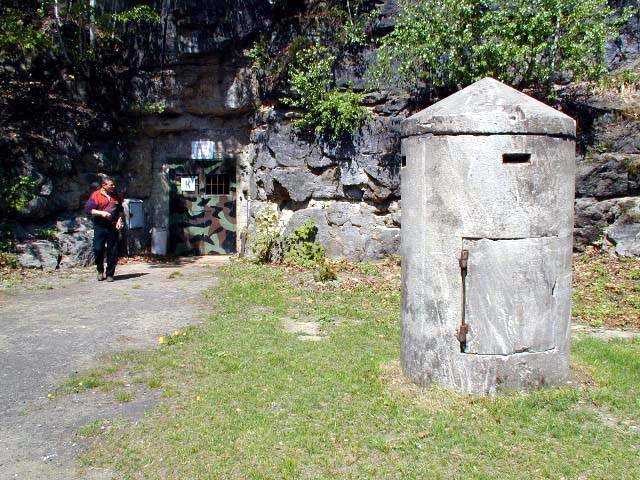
[
  {"x1": 91, "y1": 209, "x2": 111, "y2": 220},
  {"x1": 116, "y1": 217, "x2": 124, "y2": 230}
]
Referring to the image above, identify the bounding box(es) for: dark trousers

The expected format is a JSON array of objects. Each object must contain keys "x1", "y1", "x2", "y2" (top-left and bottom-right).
[{"x1": 93, "y1": 225, "x2": 119, "y2": 277}]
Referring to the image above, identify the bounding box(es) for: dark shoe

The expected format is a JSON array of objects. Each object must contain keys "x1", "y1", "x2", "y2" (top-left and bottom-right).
[
  {"x1": 106, "y1": 276, "x2": 114, "y2": 282},
  {"x1": 97, "y1": 272, "x2": 105, "y2": 281}
]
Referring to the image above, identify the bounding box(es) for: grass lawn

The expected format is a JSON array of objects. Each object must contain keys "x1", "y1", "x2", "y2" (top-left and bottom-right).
[
  {"x1": 573, "y1": 249, "x2": 640, "y2": 329},
  {"x1": 76, "y1": 258, "x2": 640, "y2": 479}
]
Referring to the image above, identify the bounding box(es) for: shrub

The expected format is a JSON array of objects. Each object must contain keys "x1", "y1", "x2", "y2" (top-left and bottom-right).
[
  {"x1": 285, "y1": 45, "x2": 370, "y2": 140},
  {"x1": 283, "y1": 220, "x2": 326, "y2": 269},
  {"x1": 370, "y1": 0, "x2": 632, "y2": 95},
  {"x1": 308, "y1": 90, "x2": 370, "y2": 141},
  {"x1": 250, "y1": 207, "x2": 281, "y2": 264},
  {"x1": 35, "y1": 227, "x2": 57, "y2": 241},
  {"x1": 314, "y1": 262, "x2": 337, "y2": 282},
  {"x1": 0, "y1": 252, "x2": 19, "y2": 269},
  {"x1": 0, "y1": 175, "x2": 37, "y2": 218}
]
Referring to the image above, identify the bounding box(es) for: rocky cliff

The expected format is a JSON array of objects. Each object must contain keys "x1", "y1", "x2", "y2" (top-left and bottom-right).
[{"x1": 8, "y1": 0, "x2": 640, "y2": 268}]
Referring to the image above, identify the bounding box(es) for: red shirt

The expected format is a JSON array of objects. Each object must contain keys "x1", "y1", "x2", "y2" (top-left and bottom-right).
[{"x1": 85, "y1": 189, "x2": 122, "y2": 227}]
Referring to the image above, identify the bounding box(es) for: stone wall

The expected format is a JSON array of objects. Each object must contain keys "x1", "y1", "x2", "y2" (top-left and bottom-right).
[
  {"x1": 12, "y1": 0, "x2": 640, "y2": 268},
  {"x1": 570, "y1": 76, "x2": 640, "y2": 256},
  {"x1": 246, "y1": 110, "x2": 403, "y2": 259}
]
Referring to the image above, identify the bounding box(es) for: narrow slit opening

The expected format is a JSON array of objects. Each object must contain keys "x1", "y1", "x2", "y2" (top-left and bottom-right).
[{"x1": 502, "y1": 153, "x2": 531, "y2": 164}]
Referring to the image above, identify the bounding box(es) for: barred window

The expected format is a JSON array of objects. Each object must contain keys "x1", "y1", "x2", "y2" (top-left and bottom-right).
[{"x1": 204, "y1": 173, "x2": 230, "y2": 195}]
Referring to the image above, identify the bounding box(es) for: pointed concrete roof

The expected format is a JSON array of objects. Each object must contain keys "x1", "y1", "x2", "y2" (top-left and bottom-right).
[{"x1": 401, "y1": 78, "x2": 576, "y2": 137}]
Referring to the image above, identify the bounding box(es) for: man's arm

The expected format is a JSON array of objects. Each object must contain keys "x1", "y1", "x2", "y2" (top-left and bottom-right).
[
  {"x1": 85, "y1": 194, "x2": 111, "y2": 219},
  {"x1": 91, "y1": 209, "x2": 112, "y2": 219}
]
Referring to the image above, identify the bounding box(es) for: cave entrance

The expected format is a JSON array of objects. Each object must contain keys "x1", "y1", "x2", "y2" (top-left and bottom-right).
[{"x1": 167, "y1": 157, "x2": 236, "y2": 255}]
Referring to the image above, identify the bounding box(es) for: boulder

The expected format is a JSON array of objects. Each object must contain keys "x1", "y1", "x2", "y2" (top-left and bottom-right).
[
  {"x1": 576, "y1": 153, "x2": 640, "y2": 198},
  {"x1": 270, "y1": 168, "x2": 319, "y2": 203},
  {"x1": 56, "y1": 215, "x2": 92, "y2": 234},
  {"x1": 365, "y1": 227, "x2": 401, "y2": 259},
  {"x1": 592, "y1": 114, "x2": 640, "y2": 154},
  {"x1": 606, "y1": 198, "x2": 640, "y2": 256},
  {"x1": 574, "y1": 197, "x2": 620, "y2": 249},
  {"x1": 57, "y1": 231, "x2": 94, "y2": 268},
  {"x1": 16, "y1": 240, "x2": 61, "y2": 270},
  {"x1": 283, "y1": 208, "x2": 331, "y2": 246},
  {"x1": 134, "y1": 61, "x2": 258, "y2": 117},
  {"x1": 327, "y1": 225, "x2": 363, "y2": 258}
]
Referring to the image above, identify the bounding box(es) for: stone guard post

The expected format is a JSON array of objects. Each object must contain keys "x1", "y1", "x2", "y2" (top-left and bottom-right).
[{"x1": 400, "y1": 78, "x2": 576, "y2": 395}]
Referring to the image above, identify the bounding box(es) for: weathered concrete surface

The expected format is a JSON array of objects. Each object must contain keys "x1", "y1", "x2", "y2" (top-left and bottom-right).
[
  {"x1": 0, "y1": 256, "x2": 226, "y2": 479},
  {"x1": 400, "y1": 78, "x2": 575, "y2": 394},
  {"x1": 403, "y1": 77, "x2": 576, "y2": 137},
  {"x1": 463, "y1": 237, "x2": 561, "y2": 355}
]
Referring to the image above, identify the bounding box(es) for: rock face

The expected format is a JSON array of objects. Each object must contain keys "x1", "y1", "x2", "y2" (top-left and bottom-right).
[
  {"x1": 16, "y1": 241, "x2": 61, "y2": 271},
  {"x1": 10, "y1": 0, "x2": 640, "y2": 265},
  {"x1": 245, "y1": 88, "x2": 403, "y2": 258},
  {"x1": 14, "y1": 216, "x2": 94, "y2": 269},
  {"x1": 570, "y1": 75, "x2": 640, "y2": 256}
]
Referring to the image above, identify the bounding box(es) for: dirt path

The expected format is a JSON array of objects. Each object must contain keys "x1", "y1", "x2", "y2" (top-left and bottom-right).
[{"x1": 0, "y1": 256, "x2": 227, "y2": 480}]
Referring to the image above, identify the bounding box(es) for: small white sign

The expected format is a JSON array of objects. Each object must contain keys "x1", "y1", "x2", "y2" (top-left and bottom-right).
[
  {"x1": 191, "y1": 140, "x2": 216, "y2": 160},
  {"x1": 181, "y1": 176, "x2": 197, "y2": 192}
]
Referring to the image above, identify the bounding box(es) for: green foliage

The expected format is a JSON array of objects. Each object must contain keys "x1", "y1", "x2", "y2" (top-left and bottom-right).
[
  {"x1": 131, "y1": 100, "x2": 167, "y2": 115},
  {"x1": 110, "y1": 5, "x2": 161, "y2": 24},
  {"x1": 283, "y1": 220, "x2": 326, "y2": 269},
  {"x1": 597, "y1": 68, "x2": 640, "y2": 93},
  {"x1": 310, "y1": 90, "x2": 370, "y2": 140},
  {"x1": 0, "y1": 175, "x2": 37, "y2": 218},
  {"x1": 0, "y1": 2, "x2": 162, "y2": 67},
  {"x1": 283, "y1": 220, "x2": 336, "y2": 283},
  {"x1": 0, "y1": 7, "x2": 50, "y2": 56},
  {"x1": 0, "y1": 222, "x2": 15, "y2": 254},
  {"x1": 371, "y1": 0, "x2": 632, "y2": 94},
  {"x1": 35, "y1": 227, "x2": 57, "y2": 241},
  {"x1": 313, "y1": 262, "x2": 337, "y2": 282},
  {"x1": 285, "y1": 45, "x2": 369, "y2": 139},
  {"x1": 0, "y1": 252, "x2": 19, "y2": 269},
  {"x1": 285, "y1": 219, "x2": 317, "y2": 246},
  {"x1": 250, "y1": 207, "x2": 281, "y2": 264},
  {"x1": 246, "y1": 38, "x2": 270, "y2": 72}
]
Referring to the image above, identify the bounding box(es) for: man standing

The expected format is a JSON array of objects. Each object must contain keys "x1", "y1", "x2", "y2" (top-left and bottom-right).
[{"x1": 85, "y1": 177, "x2": 124, "y2": 281}]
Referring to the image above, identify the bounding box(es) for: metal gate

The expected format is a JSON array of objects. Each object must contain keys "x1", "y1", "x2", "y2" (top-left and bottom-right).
[{"x1": 167, "y1": 158, "x2": 236, "y2": 255}]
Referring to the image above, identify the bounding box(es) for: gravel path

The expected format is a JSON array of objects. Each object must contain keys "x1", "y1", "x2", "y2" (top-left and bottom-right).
[{"x1": 0, "y1": 256, "x2": 227, "y2": 480}]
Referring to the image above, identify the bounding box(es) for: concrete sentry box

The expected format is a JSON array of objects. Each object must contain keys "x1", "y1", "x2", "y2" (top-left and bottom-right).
[{"x1": 400, "y1": 78, "x2": 576, "y2": 395}]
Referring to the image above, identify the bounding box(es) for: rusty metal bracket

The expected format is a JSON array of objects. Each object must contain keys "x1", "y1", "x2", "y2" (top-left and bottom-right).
[
  {"x1": 458, "y1": 249, "x2": 470, "y2": 352},
  {"x1": 456, "y1": 323, "x2": 469, "y2": 344},
  {"x1": 459, "y1": 249, "x2": 469, "y2": 271}
]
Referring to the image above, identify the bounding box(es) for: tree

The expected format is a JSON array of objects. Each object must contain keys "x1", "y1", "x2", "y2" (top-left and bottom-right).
[{"x1": 370, "y1": 0, "x2": 633, "y2": 95}]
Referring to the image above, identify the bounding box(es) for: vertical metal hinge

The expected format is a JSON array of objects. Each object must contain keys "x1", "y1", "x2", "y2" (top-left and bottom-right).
[
  {"x1": 459, "y1": 249, "x2": 469, "y2": 272},
  {"x1": 457, "y1": 249, "x2": 469, "y2": 352},
  {"x1": 456, "y1": 323, "x2": 469, "y2": 345}
]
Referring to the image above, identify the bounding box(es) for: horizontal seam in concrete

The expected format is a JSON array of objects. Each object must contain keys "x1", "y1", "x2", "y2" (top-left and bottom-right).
[
  {"x1": 462, "y1": 347, "x2": 557, "y2": 357},
  {"x1": 401, "y1": 131, "x2": 576, "y2": 140},
  {"x1": 461, "y1": 235, "x2": 562, "y2": 242}
]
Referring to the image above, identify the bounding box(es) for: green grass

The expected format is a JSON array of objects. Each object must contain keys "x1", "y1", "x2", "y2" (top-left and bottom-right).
[
  {"x1": 114, "y1": 390, "x2": 134, "y2": 403},
  {"x1": 572, "y1": 252, "x2": 640, "y2": 329},
  {"x1": 54, "y1": 366, "x2": 121, "y2": 396},
  {"x1": 78, "y1": 419, "x2": 108, "y2": 438},
  {"x1": 79, "y1": 262, "x2": 640, "y2": 479}
]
